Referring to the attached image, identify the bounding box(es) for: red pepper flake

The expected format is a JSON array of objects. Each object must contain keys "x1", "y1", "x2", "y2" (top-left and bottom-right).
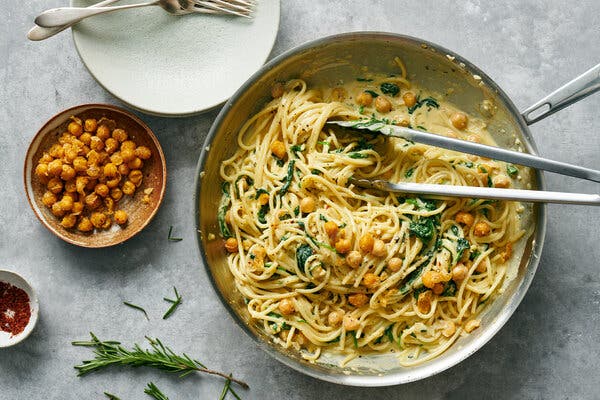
[{"x1": 0, "y1": 281, "x2": 31, "y2": 337}]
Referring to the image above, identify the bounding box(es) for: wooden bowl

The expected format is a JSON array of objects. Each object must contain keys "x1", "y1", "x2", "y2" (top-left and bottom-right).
[{"x1": 24, "y1": 104, "x2": 166, "y2": 248}]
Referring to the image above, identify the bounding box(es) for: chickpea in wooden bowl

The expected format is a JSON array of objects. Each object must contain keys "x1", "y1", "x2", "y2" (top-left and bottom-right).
[{"x1": 24, "y1": 104, "x2": 166, "y2": 248}]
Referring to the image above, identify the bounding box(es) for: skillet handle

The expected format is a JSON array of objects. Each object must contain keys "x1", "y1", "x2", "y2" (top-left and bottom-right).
[{"x1": 521, "y1": 63, "x2": 600, "y2": 125}]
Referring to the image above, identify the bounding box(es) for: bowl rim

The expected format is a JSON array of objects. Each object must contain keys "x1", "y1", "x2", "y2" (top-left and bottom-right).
[
  {"x1": 0, "y1": 269, "x2": 39, "y2": 348},
  {"x1": 23, "y1": 103, "x2": 167, "y2": 248},
  {"x1": 194, "y1": 31, "x2": 547, "y2": 386}
]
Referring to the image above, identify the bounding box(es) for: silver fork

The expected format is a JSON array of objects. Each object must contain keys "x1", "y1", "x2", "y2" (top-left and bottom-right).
[{"x1": 35, "y1": 0, "x2": 254, "y2": 28}]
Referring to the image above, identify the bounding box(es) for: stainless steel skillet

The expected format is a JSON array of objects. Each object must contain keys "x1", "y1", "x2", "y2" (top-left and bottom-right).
[{"x1": 194, "y1": 32, "x2": 598, "y2": 386}]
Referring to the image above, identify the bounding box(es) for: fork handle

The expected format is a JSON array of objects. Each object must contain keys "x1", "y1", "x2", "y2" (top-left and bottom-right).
[{"x1": 35, "y1": 2, "x2": 157, "y2": 28}]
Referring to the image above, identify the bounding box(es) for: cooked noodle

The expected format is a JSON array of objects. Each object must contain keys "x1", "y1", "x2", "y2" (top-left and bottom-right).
[{"x1": 218, "y1": 65, "x2": 524, "y2": 366}]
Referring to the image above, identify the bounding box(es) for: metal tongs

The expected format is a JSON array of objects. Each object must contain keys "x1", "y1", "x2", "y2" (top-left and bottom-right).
[{"x1": 327, "y1": 64, "x2": 600, "y2": 206}]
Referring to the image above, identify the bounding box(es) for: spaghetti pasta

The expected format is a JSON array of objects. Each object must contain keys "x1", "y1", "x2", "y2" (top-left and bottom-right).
[{"x1": 218, "y1": 68, "x2": 524, "y2": 366}]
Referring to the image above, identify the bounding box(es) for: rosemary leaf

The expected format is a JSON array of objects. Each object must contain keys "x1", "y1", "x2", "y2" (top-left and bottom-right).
[
  {"x1": 123, "y1": 302, "x2": 149, "y2": 321},
  {"x1": 145, "y1": 382, "x2": 170, "y2": 400},
  {"x1": 219, "y1": 378, "x2": 232, "y2": 400},
  {"x1": 72, "y1": 333, "x2": 249, "y2": 389},
  {"x1": 104, "y1": 393, "x2": 121, "y2": 400},
  {"x1": 162, "y1": 287, "x2": 182, "y2": 320},
  {"x1": 167, "y1": 226, "x2": 183, "y2": 242}
]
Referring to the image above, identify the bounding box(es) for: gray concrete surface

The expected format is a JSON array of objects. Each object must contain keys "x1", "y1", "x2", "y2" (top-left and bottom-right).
[{"x1": 1, "y1": 0, "x2": 599, "y2": 398}]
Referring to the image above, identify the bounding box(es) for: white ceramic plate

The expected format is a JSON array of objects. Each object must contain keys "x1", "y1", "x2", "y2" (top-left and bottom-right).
[
  {"x1": 0, "y1": 270, "x2": 39, "y2": 348},
  {"x1": 71, "y1": 0, "x2": 280, "y2": 116}
]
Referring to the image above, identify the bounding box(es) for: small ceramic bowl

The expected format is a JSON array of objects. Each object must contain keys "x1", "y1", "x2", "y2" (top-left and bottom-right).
[
  {"x1": 24, "y1": 104, "x2": 167, "y2": 248},
  {"x1": 0, "y1": 270, "x2": 39, "y2": 348}
]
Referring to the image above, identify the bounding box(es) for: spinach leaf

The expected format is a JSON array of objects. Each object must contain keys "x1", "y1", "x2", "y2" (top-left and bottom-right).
[
  {"x1": 218, "y1": 182, "x2": 232, "y2": 238},
  {"x1": 441, "y1": 281, "x2": 457, "y2": 297},
  {"x1": 257, "y1": 204, "x2": 269, "y2": 224},
  {"x1": 254, "y1": 188, "x2": 269, "y2": 199},
  {"x1": 356, "y1": 77, "x2": 373, "y2": 82},
  {"x1": 311, "y1": 169, "x2": 322, "y2": 175},
  {"x1": 348, "y1": 152, "x2": 369, "y2": 159},
  {"x1": 319, "y1": 214, "x2": 328, "y2": 222},
  {"x1": 409, "y1": 217, "x2": 436, "y2": 242},
  {"x1": 507, "y1": 164, "x2": 518, "y2": 177},
  {"x1": 456, "y1": 238, "x2": 470, "y2": 261},
  {"x1": 296, "y1": 244, "x2": 314, "y2": 273},
  {"x1": 469, "y1": 249, "x2": 481, "y2": 261},
  {"x1": 405, "y1": 167, "x2": 415, "y2": 178},
  {"x1": 234, "y1": 175, "x2": 254, "y2": 197},
  {"x1": 290, "y1": 144, "x2": 303, "y2": 158},
  {"x1": 279, "y1": 160, "x2": 296, "y2": 198},
  {"x1": 293, "y1": 205, "x2": 300, "y2": 216},
  {"x1": 364, "y1": 90, "x2": 379, "y2": 98},
  {"x1": 450, "y1": 225, "x2": 459, "y2": 237},
  {"x1": 380, "y1": 82, "x2": 400, "y2": 96},
  {"x1": 408, "y1": 96, "x2": 439, "y2": 114}
]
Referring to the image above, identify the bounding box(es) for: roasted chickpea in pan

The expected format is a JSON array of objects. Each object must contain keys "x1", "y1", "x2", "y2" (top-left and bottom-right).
[{"x1": 34, "y1": 115, "x2": 153, "y2": 233}]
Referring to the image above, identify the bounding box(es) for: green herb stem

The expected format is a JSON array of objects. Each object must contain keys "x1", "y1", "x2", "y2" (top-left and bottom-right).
[
  {"x1": 162, "y1": 287, "x2": 182, "y2": 320},
  {"x1": 123, "y1": 302, "x2": 149, "y2": 321},
  {"x1": 144, "y1": 382, "x2": 170, "y2": 400},
  {"x1": 167, "y1": 226, "x2": 183, "y2": 242}
]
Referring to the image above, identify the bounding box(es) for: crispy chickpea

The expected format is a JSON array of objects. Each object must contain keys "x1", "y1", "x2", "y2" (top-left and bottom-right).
[
  {"x1": 371, "y1": 239, "x2": 387, "y2": 257},
  {"x1": 59, "y1": 165, "x2": 76, "y2": 181},
  {"x1": 74, "y1": 176, "x2": 88, "y2": 194},
  {"x1": 422, "y1": 271, "x2": 443, "y2": 289},
  {"x1": 90, "y1": 136, "x2": 104, "y2": 151},
  {"x1": 47, "y1": 159, "x2": 63, "y2": 177},
  {"x1": 102, "y1": 163, "x2": 118, "y2": 178},
  {"x1": 402, "y1": 91, "x2": 417, "y2": 108},
  {"x1": 450, "y1": 112, "x2": 468, "y2": 130},
  {"x1": 114, "y1": 210, "x2": 128, "y2": 225},
  {"x1": 363, "y1": 273, "x2": 379, "y2": 289},
  {"x1": 42, "y1": 191, "x2": 58, "y2": 207},
  {"x1": 324, "y1": 221, "x2": 338, "y2": 238},
  {"x1": 60, "y1": 214, "x2": 77, "y2": 229},
  {"x1": 58, "y1": 195, "x2": 74, "y2": 212},
  {"x1": 47, "y1": 178, "x2": 63, "y2": 194},
  {"x1": 72, "y1": 201, "x2": 84, "y2": 214},
  {"x1": 35, "y1": 163, "x2": 49, "y2": 178},
  {"x1": 80, "y1": 132, "x2": 92, "y2": 145},
  {"x1": 90, "y1": 212, "x2": 107, "y2": 229},
  {"x1": 452, "y1": 263, "x2": 468, "y2": 281},
  {"x1": 84, "y1": 118, "x2": 97, "y2": 133},
  {"x1": 356, "y1": 91, "x2": 373, "y2": 106},
  {"x1": 39, "y1": 153, "x2": 53, "y2": 163},
  {"x1": 375, "y1": 96, "x2": 392, "y2": 113},
  {"x1": 417, "y1": 290, "x2": 432, "y2": 314},
  {"x1": 388, "y1": 257, "x2": 403, "y2": 272},
  {"x1": 345, "y1": 251, "x2": 362, "y2": 268},
  {"x1": 327, "y1": 310, "x2": 345, "y2": 326},
  {"x1": 225, "y1": 237, "x2": 238, "y2": 253},
  {"x1": 110, "y1": 153, "x2": 124, "y2": 166},
  {"x1": 96, "y1": 125, "x2": 111, "y2": 141},
  {"x1": 104, "y1": 138, "x2": 119, "y2": 154},
  {"x1": 335, "y1": 238, "x2": 352, "y2": 254},
  {"x1": 121, "y1": 140, "x2": 136, "y2": 151},
  {"x1": 348, "y1": 293, "x2": 369, "y2": 307},
  {"x1": 84, "y1": 193, "x2": 102, "y2": 210},
  {"x1": 258, "y1": 193, "x2": 270, "y2": 206},
  {"x1": 432, "y1": 283, "x2": 445, "y2": 295},
  {"x1": 122, "y1": 180, "x2": 136, "y2": 195},
  {"x1": 278, "y1": 298, "x2": 295, "y2": 315},
  {"x1": 77, "y1": 217, "x2": 93, "y2": 232},
  {"x1": 135, "y1": 146, "x2": 152, "y2": 160},
  {"x1": 300, "y1": 197, "x2": 316, "y2": 214},
  {"x1": 343, "y1": 314, "x2": 360, "y2": 331},
  {"x1": 270, "y1": 140, "x2": 286, "y2": 159},
  {"x1": 68, "y1": 121, "x2": 83, "y2": 137},
  {"x1": 110, "y1": 187, "x2": 123, "y2": 201},
  {"x1": 128, "y1": 170, "x2": 143, "y2": 186},
  {"x1": 359, "y1": 233, "x2": 374, "y2": 253},
  {"x1": 455, "y1": 211, "x2": 474, "y2": 227},
  {"x1": 63, "y1": 145, "x2": 78, "y2": 163},
  {"x1": 120, "y1": 148, "x2": 135, "y2": 163},
  {"x1": 464, "y1": 319, "x2": 481, "y2": 333},
  {"x1": 473, "y1": 221, "x2": 491, "y2": 237},
  {"x1": 94, "y1": 183, "x2": 109, "y2": 197},
  {"x1": 51, "y1": 202, "x2": 66, "y2": 217},
  {"x1": 87, "y1": 150, "x2": 100, "y2": 165},
  {"x1": 127, "y1": 157, "x2": 143, "y2": 170},
  {"x1": 106, "y1": 177, "x2": 121, "y2": 189},
  {"x1": 118, "y1": 163, "x2": 130, "y2": 176},
  {"x1": 441, "y1": 321, "x2": 456, "y2": 338},
  {"x1": 86, "y1": 165, "x2": 101, "y2": 179},
  {"x1": 493, "y1": 174, "x2": 511, "y2": 188},
  {"x1": 112, "y1": 128, "x2": 128, "y2": 142},
  {"x1": 331, "y1": 87, "x2": 347, "y2": 101}
]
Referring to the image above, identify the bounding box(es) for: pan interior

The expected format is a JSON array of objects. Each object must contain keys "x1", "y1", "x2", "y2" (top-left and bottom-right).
[{"x1": 196, "y1": 33, "x2": 543, "y2": 385}]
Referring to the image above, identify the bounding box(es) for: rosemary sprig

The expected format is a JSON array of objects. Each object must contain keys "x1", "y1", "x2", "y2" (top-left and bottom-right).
[
  {"x1": 145, "y1": 382, "x2": 170, "y2": 400},
  {"x1": 162, "y1": 287, "x2": 182, "y2": 320},
  {"x1": 123, "y1": 301, "x2": 149, "y2": 321},
  {"x1": 72, "y1": 333, "x2": 249, "y2": 389},
  {"x1": 104, "y1": 393, "x2": 121, "y2": 400},
  {"x1": 168, "y1": 226, "x2": 183, "y2": 242}
]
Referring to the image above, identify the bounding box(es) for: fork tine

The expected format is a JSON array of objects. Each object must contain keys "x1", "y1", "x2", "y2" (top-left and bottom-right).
[
  {"x1": 194, "y1": 1, "x2": 254, "y2": 17},
  {"x1": 205, "y1": 0, "x2": 254, "y2": 13}
]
